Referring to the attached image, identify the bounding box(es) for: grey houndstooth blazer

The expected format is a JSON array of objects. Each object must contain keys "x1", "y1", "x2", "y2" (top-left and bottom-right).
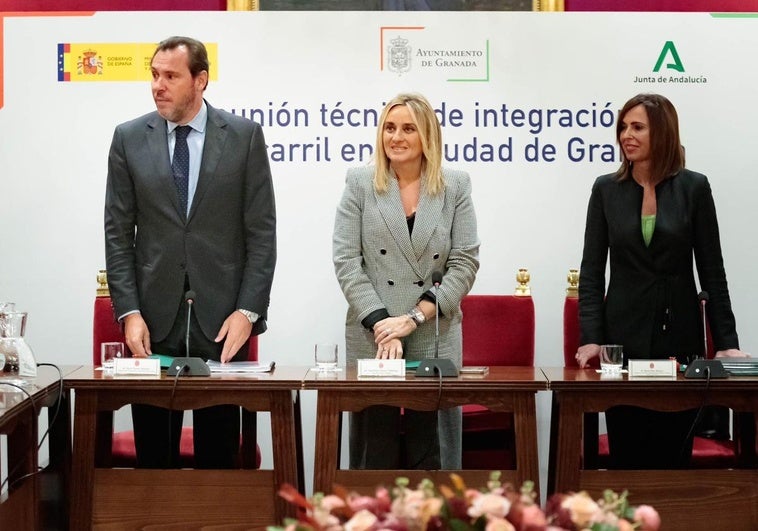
[{"x1": 333, "y1": 166, "x2": 480, "y2": 365}]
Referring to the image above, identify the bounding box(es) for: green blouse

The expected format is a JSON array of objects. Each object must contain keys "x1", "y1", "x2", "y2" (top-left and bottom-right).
[{"x1": 641, "y1": 214, "x2": 656, "y2": 247}]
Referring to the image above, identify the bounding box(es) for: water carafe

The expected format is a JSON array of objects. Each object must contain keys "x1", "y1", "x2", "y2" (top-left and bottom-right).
[{"x1": 0, "y1": 311, "x2": 38, "y2": 377}]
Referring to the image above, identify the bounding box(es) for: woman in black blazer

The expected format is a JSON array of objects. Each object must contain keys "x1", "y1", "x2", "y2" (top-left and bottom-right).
[{"x1": 575, "y1": 93, "x2": 747, "y2": 469}]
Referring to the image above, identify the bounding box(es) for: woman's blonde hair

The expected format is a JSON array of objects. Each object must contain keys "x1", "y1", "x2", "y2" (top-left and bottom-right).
[{"x1": 373, "y1": 93, "x2": 444, "y2": 195}]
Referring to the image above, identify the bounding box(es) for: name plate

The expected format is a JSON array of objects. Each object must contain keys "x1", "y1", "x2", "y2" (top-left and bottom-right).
[
  {"x1": 114, "y1": 357, "x2": 161, "y2": 377},
  {"x1": 357, "y1": 359, "x2": 406, "y2": 378},
  {"x1": 628, "y1": 359, "x2": 677, "y2": 379}
]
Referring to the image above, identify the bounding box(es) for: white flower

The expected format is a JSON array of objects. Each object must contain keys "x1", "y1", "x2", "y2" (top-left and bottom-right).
[
  {"x1": 344, "y1": 509, "x2": 378, "y2": 531},
  {"x1": 467, "y1": 492, "x2": 512, "y2": 520}
]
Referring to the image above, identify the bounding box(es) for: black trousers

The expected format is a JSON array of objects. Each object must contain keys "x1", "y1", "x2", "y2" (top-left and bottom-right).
[
  {"x1": 131, "y1": 302, "x2": 248, "y2": 469},
  {"x1": 605, "y1": 405, "x2": 697, "y2": 469},
  {"x1": 349, "y1": 405, "x2": 441, "y2": 470}
]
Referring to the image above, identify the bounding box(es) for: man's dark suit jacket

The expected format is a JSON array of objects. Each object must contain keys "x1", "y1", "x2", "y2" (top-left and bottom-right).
[
  {"x1": 104, "y1": 102, "x2": 276, "y2": 344},
  {"x1": 579, "y1": 168, "x2": 738, "y2": 361}
]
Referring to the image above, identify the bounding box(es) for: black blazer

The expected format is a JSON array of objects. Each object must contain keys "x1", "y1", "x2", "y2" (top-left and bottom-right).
[
  {"x1": 579, "y1": 169, "x2": 739, "y2": 361},
  {"x1": 104, "y1": 102, "x2": 276, "y2": 342}
]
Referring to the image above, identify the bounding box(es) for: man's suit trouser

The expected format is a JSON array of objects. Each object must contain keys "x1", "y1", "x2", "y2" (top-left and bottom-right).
[{"x1": 132, "y1": 304, "x2": 247, "y2": 469}]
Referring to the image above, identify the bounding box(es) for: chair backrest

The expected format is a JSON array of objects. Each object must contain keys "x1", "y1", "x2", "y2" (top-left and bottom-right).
[
  {"x1": 93, "y1": 270, "x2": 258, "y2": 365},
  {"x1": 461, "y1": 294, "x2": 535, "y2": 367}
]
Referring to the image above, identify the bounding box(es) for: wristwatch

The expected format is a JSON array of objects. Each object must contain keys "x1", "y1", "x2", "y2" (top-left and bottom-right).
[
  {"x1": 407, "y1": 306, "x2": 426, "y2": 326},
  {"x1": 237, "y1": 309, "x2": 259, "y2": 324}
]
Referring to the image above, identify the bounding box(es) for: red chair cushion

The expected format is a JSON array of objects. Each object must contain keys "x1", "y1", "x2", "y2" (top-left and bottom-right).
[
  {"x1": 691, "y1": 437, "x2": 736, "y2": 467},
  {"x1": 111, "y1": 428, "x2": 262, "y2": 468},
  {"x1": 597, "y1": 433, "x2": 735, "y2": 468},
  {"x1": 462, "y1": 405, "x2": 514, "y2": 433}
]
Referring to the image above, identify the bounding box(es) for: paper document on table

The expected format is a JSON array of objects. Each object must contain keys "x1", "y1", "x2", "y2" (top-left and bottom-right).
[{"x1": 205, "y1": 360, "x2": 275, "y2": 373}]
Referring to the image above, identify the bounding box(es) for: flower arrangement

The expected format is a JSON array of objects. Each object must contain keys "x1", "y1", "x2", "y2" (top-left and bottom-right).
[{"x1": 270, "y1": 473, "x2": 660, "y2": 531}]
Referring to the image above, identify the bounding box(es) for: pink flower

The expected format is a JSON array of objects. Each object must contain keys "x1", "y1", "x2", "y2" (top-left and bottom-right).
[
  {"x1": 349, "y1": 494, "x2": 381, "y2": 513},
  {"x1": 634, "y1": 505, "x2": 661, "y2": 531},
  {"x1": 519, "y1": 503, "x2": 548, "y2": 527}
]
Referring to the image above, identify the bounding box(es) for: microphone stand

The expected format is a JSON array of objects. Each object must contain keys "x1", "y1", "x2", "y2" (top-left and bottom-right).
[
  {"x1": 186, "y1": 299, "x2": 193, "y2": 359},
  {"x1": 167, "y1": 291, "x2": 211, "y2": 376},
  {"x1": 684, "y1": 292, "x2": 726, "y2": 379},
  {"x1": 701, "y1": 298, "x2": 708, "y2": 361},
  {"x1": 416, "y1": 280, "x2": 458, "y2": 377}
]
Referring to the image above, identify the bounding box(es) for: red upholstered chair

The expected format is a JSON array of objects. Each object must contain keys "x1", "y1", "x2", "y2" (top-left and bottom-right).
[
  {"x1": 93, "y1": 269, "x2": 261, "y2": 468},
  {"x1": 460, "y1": 269, "x2": 535, "y2": 470},
  {"x1": 560, "y1": 268, "x2": 736, "y2": 469}
]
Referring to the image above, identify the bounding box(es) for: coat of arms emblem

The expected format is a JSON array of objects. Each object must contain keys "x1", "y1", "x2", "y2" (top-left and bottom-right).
[{"x1": 387, "y1": 36, "x2": 411, "y2": 74}]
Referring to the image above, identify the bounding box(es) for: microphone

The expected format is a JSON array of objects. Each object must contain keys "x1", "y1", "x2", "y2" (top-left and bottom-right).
[
  {"x1": 698, "y1": 291, "x2": 709, "y2": 360},
  {"x1": 685, "y1": 290, "x2": 726, "y2": 379},
  {"x1": 167, "y1": 289, "x2": 211, "y2": 376},
  {"x1": 416, "y1": 271, "x2": 459, "y2": 377},
  {"x1": 432, "y1": 271, "x2": 442, "y2": 359},
  {"x1": 185, "y1": 290, "x2": 196, "y2": 358}
]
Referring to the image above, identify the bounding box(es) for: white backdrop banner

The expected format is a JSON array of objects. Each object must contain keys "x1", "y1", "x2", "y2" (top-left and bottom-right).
[{"x1": 1, "y1": 10, "x2": 756, "y2": 487}]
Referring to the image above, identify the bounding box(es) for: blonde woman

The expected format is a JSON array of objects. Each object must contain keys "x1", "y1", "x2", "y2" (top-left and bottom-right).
[{"x1": 333, "y1": 93, "x2": 479, "y2": 469}]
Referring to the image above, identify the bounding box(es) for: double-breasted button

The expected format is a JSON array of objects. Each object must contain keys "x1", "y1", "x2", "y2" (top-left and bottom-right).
[
  {"x1": 433, "y1": 253, "x2": 440, "y2": 259},
  {"x1": 387, "y1": 279, "x2": 394, "y2": 286},
  {"x1": 380, "y1": 249, "x2": 387, "y2": 255},
  {"x1": 415, "y1": 280, "x2": 424, "y2": 287}
]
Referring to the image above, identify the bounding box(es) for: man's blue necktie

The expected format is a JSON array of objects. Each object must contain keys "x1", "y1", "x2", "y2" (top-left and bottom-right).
[{"x1": 172, "y1": 125, "x2": 191, "y2": 214}]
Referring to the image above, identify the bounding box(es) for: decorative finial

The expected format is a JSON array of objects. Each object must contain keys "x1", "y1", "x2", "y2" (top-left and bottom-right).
[
  {"x1": 566, "y1": 268, "x2": 579, "y2": 297},
  {"x1": 515, "y1": 268, "x2": 531, "y2": 296},
  {"x1": 96, "y1": 269, "x2": 110, "y2": 297}
]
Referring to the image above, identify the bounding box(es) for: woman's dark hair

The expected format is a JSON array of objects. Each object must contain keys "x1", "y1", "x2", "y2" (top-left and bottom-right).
[{"x1": 615, "y1": 93, "x2": 685, "y2": 182}]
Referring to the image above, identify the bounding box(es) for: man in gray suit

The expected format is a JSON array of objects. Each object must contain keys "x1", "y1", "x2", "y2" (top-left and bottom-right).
[{"x1": 104, "y1": 36, "x2": 276, "y2": 468}]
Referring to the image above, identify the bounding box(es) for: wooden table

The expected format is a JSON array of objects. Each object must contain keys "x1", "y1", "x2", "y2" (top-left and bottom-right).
[
  {"x1": 0, "y1": 365, "x2": 74, "y2": 531},
  {"x1": 306, "y1": 366, "x2": 546, "y2": 496},
  {"x1": 544, "y1": 367, "x2": 758, "y2": 531},
  {"x1": 65, "y1": 365, "x2": 308, "y2": 530}
]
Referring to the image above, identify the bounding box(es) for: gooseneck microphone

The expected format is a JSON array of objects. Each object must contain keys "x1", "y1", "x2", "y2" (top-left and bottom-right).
[
  {"x1": 167, "y1": 289, "x2": 211, "y2": 376},
  {"x1": 685, "y1": 290, "x2": 727, "y2": 379},
  {"x1": 185, "y1": 290, "x2": 196, "y2": 359},
  {"x1": 416, "y1": 271, "x2": 459, "y2": 377},
  {"x1": 698, "y1": 291, "x2": 709, "y2": 359},
  {"x1": 432, "y1": 271, "x2": 443, "y2": 359}
]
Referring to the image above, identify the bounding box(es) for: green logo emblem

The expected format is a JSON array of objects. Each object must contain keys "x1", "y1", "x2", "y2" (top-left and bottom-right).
[{"x1": 653, "y1": 41, "x2": 685, "y2": 73}]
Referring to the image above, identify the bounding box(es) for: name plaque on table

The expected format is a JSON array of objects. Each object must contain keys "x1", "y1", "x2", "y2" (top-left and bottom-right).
[
  {"x1": 114, "y1": 357, "x2": 161, "y2": 377},
  {"x1": 628, "y1": 359, "x2": 677, "y2": 379},
  {"x1": 357, "y1": 359, "x2": 405, "y2": 378}
]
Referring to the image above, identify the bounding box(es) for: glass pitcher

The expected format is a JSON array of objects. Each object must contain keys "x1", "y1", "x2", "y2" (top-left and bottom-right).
[
  {"x1": 0, "y1": 311, "x2": 37, "y2": 377},
  {"x1": 0, "y1": 302, "x2": 14, "y2": 371}
]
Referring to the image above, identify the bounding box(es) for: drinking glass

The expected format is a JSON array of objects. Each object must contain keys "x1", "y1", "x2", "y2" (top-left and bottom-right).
[
  {"x1": 600, "y1": 344, "x2": 623, "y2": 374},
  {"x1": 101, "y1": 342, "x2": 125, "y2": 370},
  {"x1": 314, "y1": 343, "x2": 338, "y2": 371}
]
